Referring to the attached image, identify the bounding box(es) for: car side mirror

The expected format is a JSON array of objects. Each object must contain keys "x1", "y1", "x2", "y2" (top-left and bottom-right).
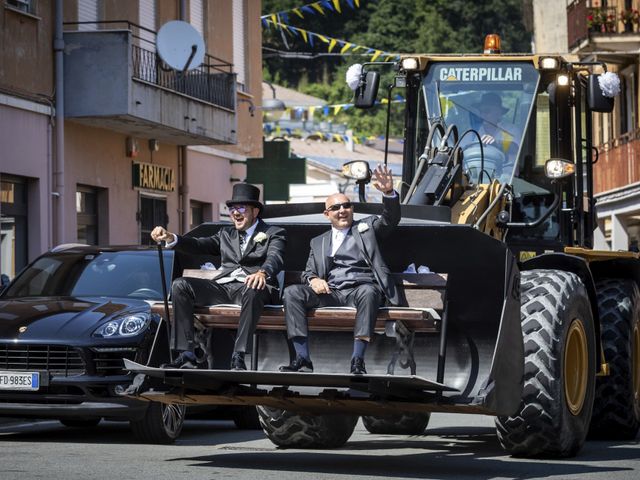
[
  {"x1": 587, "y1": 74, "x2": 614, "y2": 113},
  {"x1": 354, "y1": 71, "x2": 380, "y2": 109}
]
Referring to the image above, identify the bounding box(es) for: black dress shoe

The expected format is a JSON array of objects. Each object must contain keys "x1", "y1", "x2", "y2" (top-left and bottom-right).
[
  {"x1": 161, "y1": 351, "x2": 197, "y2": 369},
  {"x1": 279, "y1": 355, "x2": 314, "y2": 373},
  {"x1": 230, "y1": 353, "x2": 247, "y2": 371},
  {"x1": 350, "y1": 356, "x2": 367, "y2": 375}
]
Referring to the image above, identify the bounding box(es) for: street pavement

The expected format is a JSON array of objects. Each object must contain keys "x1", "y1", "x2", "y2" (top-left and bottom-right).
[{"x1": 1, "y1": 413, "x2": 638, "y2": 480}]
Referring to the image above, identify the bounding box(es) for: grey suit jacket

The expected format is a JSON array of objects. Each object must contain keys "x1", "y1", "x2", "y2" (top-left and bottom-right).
[
  {"x1": 301, "y1": 194, "x2": 407, "y2": 306},
  {"x1": 174, "y1": 219, "x2": 286, "y2": 292}
]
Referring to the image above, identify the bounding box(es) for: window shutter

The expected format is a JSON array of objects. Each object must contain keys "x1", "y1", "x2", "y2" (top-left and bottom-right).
[{"x1": 232, "y1": 0, "x2": 246, "y2": 88}]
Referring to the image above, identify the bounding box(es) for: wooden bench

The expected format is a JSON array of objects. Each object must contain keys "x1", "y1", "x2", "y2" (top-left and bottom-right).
[{"x1": 150, "y1": 270, "x2": 447, "y2": 335}]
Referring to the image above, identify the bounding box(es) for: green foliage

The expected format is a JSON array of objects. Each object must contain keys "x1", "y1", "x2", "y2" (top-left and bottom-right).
[{"x1": 262, "y1": 0, "x2": 531, "y2": 137}]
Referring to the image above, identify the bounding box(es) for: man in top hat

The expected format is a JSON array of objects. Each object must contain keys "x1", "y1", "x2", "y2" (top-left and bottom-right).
[
  {"x1": 279, "y1": 164, "x2": 406, "y2": 375},
  {"x1": 151, "y1": 183, "x2": 286, "y2": 370}
]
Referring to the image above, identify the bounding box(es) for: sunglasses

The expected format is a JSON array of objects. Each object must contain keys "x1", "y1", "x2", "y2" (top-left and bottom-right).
[
  {"x1": 228, "y1": 205, "x2": 249, "y2": 214},
  {"x1": 326, "y1": 202, "x2": 353, "y2": 212}
]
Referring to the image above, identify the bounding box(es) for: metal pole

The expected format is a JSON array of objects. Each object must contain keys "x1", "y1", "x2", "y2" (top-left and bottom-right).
[
  {"x1": 54, "y1": 0, "x2": 65, "y2": 245},
  {"x1": 156, "y1": 242, "x2": 173, "y2": 361}
]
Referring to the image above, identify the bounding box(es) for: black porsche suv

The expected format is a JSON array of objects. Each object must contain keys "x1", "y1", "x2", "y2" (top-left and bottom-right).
[{"x1": 0, "y1": 244, "x2": 184, "y2": 443}]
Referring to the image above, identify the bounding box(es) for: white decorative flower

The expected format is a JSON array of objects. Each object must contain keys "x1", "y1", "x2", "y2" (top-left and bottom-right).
[
  {"x1": 346, "y1": 63, "x2": 363, "y2": 91},
  {"x1": 357, "y1": 222, "x2": 370, "y2": 233},
  {"x1": 254, "y1": 232, "x2": 268, "y2": 243},
  {"x1": 598, "y1": 72, "x2": 621, "y2": 98}
]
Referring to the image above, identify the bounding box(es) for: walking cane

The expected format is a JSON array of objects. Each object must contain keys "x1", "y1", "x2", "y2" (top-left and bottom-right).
[{"x1": 156, "y1": 241, "x2": 174, "y2": 363}]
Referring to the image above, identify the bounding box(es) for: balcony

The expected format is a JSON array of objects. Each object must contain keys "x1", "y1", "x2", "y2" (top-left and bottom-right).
[
  {"x1": 594, "y1": 131, "x2": 640, "y2": 194},
  {"x1": 63, "y1": 22, "x2": 237, "y2": 145},
  {"x1": 568, "y1": 0, "x2": 640, "y2": 57}
]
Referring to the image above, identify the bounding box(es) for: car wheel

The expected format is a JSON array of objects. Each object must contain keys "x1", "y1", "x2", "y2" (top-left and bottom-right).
[
  {"x1": 130, "y1": 402, "x2": 186, "y2": 444},
  {"x1": 60, "y1": 418, "x2": 101, "y2": 428},
  {"x1": 232, "y1": 406, "x2": 261, "y2": 430},
  {"x1": 257, "y1": 406, "x2": 357, "y2": 448}
]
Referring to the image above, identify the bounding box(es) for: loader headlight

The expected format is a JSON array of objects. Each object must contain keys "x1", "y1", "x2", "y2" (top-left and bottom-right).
[
  {"x1": 545, "y1": 159, "x2": 575, "y2": 179},
  {"x1": 401, "y1": 57, "x2": 419, "y2": 71},
  {"x1": 93, "y1": 313, "x2": 150, "y2": 338},
  {"x1": 342, "y1": 161, "x2": 371, "y2": 181},
  {"x1": 539, "y1": 57, "x2": 560, "y2": 70},
  {"x1": 557, "y1": 74, "x2": 570, "y2": 86}
]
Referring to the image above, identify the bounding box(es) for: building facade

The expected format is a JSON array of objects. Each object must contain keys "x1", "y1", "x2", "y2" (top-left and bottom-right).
[
  {"x1": 534, "y1": 0, "x2": 640, "y2": 251},
  {"x1": 0, "y1": 0, "x2": 263, "y2": 279}
]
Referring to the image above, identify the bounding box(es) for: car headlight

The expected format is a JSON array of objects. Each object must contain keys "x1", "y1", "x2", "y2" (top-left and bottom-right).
[{"x1": 93, "y1": 313, "x2": 150, "y2": 338}]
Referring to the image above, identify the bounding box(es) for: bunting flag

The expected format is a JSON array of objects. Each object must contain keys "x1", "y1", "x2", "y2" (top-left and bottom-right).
[
  {"x1": 263, "y1": 18, "x2": 400, "y2": 62},
  {"x1": 261, "y1": 0, "x2": 363, "y2": 22},
  {"x1": 264, "y1": 98, "x2": 405, "y2": 120},
  {"x1": 263, "y1": 126, "x2": 391, "y2": 147}
]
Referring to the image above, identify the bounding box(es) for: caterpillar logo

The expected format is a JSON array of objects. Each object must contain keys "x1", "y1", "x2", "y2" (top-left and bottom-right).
[{"x1": 439, "y1": 66, "x2": 523, "y2": 82}]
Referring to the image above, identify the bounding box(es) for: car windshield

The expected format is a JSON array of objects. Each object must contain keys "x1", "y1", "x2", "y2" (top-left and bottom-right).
[
  {"x1": 1, "y1": 250, "x2": 173, "y2": 300},
  {"x1": 422, "y1": 61, "x2": 540, "y2": 184}
]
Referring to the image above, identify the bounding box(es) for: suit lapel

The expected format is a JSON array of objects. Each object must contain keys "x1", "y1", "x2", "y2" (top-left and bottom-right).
[
  {"x1": 240, "y1": 220, "x2": 263, "y2": 259},
  {"x1": 352, "y1": 221, "x2": 372, "y2": 262},
  {"x1": 320, "y1": 231, "x2": 331, "y2": 278}
]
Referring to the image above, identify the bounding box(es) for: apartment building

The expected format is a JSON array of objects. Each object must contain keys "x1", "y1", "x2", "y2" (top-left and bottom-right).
[
  {"x1": 0, "y1": 0, "x2": 263, "y2": 279},
  {"x1": 534, "y1": 0, "x2": 640, "y2": 251}
]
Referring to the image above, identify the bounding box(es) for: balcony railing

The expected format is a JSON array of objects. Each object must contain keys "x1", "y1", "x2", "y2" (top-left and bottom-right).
[
  {"x1": 65, "y1": 21, "x2": 236, "y2": 110},
  {"x1": 594, "y1": 129, "x2": 640, "y2": 193},
  {"x1": 568, "y1": 0, "x2": 639, "y2": 50}
]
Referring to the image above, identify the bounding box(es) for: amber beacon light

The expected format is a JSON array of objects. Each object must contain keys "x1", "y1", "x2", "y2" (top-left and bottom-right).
[{"x1": 484, "y1": 34, "x2": 501, "y2": 54}]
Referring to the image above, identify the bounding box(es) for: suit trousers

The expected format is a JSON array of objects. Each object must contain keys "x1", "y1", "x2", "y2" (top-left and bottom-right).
[
  {"x1": 283, "y1": 283, "x2": 384, "y2": 339},
  {"x1": 171, "y1": 276, "x2": 272, "y2": 353}
]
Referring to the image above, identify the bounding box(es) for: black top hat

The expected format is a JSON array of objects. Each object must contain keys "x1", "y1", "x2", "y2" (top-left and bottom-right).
[
  {"x1": 226, "y1": 183, "x2": 263, "y2": 211},
  {"x1": 474, "y1": 92, "x2": 508, "y2": 114}
]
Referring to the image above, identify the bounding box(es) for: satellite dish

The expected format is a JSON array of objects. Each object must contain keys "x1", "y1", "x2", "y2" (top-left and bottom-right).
[{"x1": 157, "y1": 20, "x2": 205, "y2": 72}]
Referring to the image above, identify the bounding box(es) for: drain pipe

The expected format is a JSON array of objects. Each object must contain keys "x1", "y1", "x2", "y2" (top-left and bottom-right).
[
  {"x1": 179, "y1": 0, "x2": 188, "y2": 234},
  {"x1": 53, "y1": 0, "x2": 65, "y2": 245}
]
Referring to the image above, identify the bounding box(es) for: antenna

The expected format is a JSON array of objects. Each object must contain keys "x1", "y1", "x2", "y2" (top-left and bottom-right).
[{"x1": 156, "y1": 21, "x2": 205, "y2": 72}]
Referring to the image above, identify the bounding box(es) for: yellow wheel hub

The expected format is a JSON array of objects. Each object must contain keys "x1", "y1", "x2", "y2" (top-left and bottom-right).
[{"x1": 564, "y1": 319, "x2": 588, "y2": 416}]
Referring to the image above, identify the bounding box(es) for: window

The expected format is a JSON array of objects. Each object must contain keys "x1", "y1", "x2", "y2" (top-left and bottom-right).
[
  {"x1": 1, "y1": 176, "x2": 28, "y2": 279},
  {"x1": 190, "y1": 0, "x2": 204, "y2": 39},
  {"x1": 77, "y1": 0, "x2": 98, "y2": 31},
  {"x1": 76, "y1": 186, "x2": 98, "y2": 245},
  {"x1": 6, "y1": 0, "x2": 36, "y2": 15},
  {"x1": 232, "y1": 0, "x2": 246, "y2": 88}
]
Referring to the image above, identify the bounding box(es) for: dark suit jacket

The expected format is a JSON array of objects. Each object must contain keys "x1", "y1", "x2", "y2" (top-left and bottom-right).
[
  {"x1": 301, "y1": 194, "x2": 407, "y2": 306},
  {"x1": 174, "y1": 219, "x2": 286, "y2": 292}
]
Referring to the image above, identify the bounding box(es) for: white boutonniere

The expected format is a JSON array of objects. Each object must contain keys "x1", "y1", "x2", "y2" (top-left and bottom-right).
[
  {"x1": 357, "y1": 222, "x2": 369, "y2": 233},
  {"x1": 254, "y1": 232, "x2": 268, "y2": 243}
]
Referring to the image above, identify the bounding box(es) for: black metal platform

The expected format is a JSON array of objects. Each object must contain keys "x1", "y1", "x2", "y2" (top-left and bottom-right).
[{"x1": 123, "y1": 359, "x2": 457, "y2": 393}]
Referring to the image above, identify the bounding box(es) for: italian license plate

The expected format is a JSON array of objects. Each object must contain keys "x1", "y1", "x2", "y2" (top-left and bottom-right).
[{"x1": 0, "y1": 371, "x2": 39, "y2": 391}]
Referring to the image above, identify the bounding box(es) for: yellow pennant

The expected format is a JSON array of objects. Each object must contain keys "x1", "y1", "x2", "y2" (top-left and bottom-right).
[
  {"x1": 333, "y1": 0, "x2": 342, "y2": 13},
  {"x1": 371, "y1": 50, "x2": 382, "y2": 62},
  {"x1": 300, "y1": 29, "x2": 308, "y2": 43},
  {"x1": 328, "y1": 38, "x2": 337, "y2": 52},
  {"x1": 317, "y1": 34, "x2": 330, "y2": 43},
  {"x1": 355, "y1": 0, "x2": 360, "y2": 6},
  {"x1": 293, "y1": 8, "x2": 304, "y2": 19},
  {"x1": 311, "y1": 3, "x2": 325, "y2": 15},
  {"x1": 309, "y1": 106, "x2": 316, "y2": 117},
  {"x1": 334, "y1": 105, "x2": 342, "y2": 115},
  {"x1": 340, "y1": 42, "x2": 352, "y2": 54},
  {"x1": 270, "y1": 14, "x2": 277, "y2": 26}
]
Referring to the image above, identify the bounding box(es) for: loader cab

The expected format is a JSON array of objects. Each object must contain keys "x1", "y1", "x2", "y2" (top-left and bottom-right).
[{"x1": 395, "y1": 54, "x2": 613, "y2": 257}]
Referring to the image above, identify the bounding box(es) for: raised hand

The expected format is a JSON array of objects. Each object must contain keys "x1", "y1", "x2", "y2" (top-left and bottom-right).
[
  {"x1": 150, "y1": 226, "x2": 174, "y2": 244},
  {"x1": 371, "y1": 164, "x2": 394, "y2": 194}
]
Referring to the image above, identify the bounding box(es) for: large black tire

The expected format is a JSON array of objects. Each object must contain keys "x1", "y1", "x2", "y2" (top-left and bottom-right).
[
  {"x1": 589, "y1": 278, "x2": 640, "y2": 439},
  {"x1": 232, "y1": 406, "x2": 261, "y2": 430},
  {"x1": 60, "y1": 418, "x2": 101, "y2": 428},
  {"x1": 257, "y1": 406, "x2": 358, "y2": 448},
  {"x1": 496, "y1": 269, "x2": 596, "y2": 458},
  {"x1": 130, "y1": 402, "x2": 186, "y2": 444},
  {"x1": 362, "y1": 412, "x2": 431, "y2": 435}
]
